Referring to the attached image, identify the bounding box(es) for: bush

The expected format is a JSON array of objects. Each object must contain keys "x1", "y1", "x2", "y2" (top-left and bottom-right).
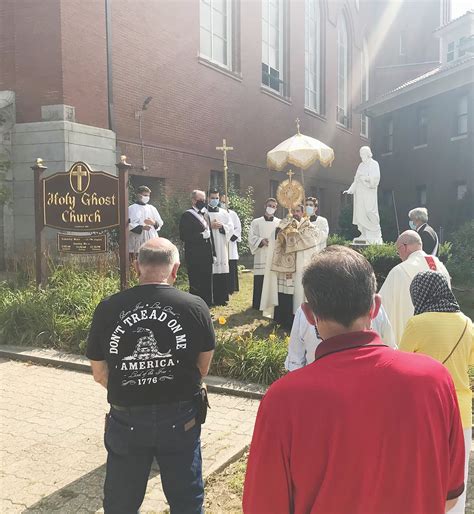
[
  {"x1": 0, "y1": 264, "x2": 118, "y2": 353},
  {"x1": 337, "y1": 200, "x2": 359, "y2": 241},
  {"x1": 448, "y1": 221, "x2": 474, "y2": 284},
  {"x1": 158, "y1": 193, "x2": 191, "y2": 250},
  {"x1": 211, "y1": 331, "x2": 287, "y2": 386},
  {"x1": 327, "y1": 234, "x2": 351, "y2": 247},
  {"x1": 229, "y1": 187, "x2": 255, "y2": 256}
]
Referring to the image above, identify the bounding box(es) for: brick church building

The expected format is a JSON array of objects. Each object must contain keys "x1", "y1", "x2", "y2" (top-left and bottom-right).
[{"x1": 0, "y1": 0, "x2": 452, "y2": 262}]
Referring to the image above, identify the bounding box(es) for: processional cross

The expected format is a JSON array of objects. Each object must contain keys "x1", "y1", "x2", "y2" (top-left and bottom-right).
[{"x1": 216, "y1": 139, "x2": 234, "y2": 210}]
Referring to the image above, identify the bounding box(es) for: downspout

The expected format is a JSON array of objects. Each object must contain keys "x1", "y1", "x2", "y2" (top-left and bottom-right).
[{"x1": 105, "y1": 0, "x2": 115, "y2": 132}]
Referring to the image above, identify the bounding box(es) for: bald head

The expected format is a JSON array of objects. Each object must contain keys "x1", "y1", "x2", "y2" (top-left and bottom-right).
[
  {"x1": 137, "y1": 238, "x2": 180, "y2": 283},
  {"x1": 396, "y1": 230, "x2": 422, "y2": 261}
]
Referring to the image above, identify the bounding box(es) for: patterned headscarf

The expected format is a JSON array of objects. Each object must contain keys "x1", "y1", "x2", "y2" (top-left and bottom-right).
[{"x1": 410, "y1": 271, "x2": 460, "y2": 315}]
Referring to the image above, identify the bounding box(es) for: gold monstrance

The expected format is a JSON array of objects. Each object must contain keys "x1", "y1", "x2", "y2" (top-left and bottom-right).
[
  {"x1": 216, "y1": 139, "x2": 234, "y2": 211},
  {"x1": 277, "y1": 169, "x2": 305, "y2": 213}
]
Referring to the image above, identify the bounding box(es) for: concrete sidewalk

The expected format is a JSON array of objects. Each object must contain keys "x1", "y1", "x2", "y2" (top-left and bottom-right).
[{"x1": 0, "y1": 358, "x2": 260, "y2": 513}]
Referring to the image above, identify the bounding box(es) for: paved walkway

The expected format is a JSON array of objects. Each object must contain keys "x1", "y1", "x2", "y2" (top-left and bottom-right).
[{"x1": 0, "y1": 359, "x2": 260, "y2": 513}]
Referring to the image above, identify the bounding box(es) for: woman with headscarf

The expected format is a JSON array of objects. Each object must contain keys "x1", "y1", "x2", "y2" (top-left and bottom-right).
[{"x1": 400, "y1": 270, "x2": 474, "y2": 514}]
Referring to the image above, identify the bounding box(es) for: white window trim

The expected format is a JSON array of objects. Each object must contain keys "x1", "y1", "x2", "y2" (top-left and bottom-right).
[
  {"x1": 305, "y1": 0, "x2": 320, "y2": 113},
  {"x1": 200, "y1": 0, "x2": 233, "y2": 70},
  {"x1": 262, "y1": 0, "x2": 285, "y2": 95},
  {"x1": 450, "y1": 134, "x2": 468, "y2": 141}
]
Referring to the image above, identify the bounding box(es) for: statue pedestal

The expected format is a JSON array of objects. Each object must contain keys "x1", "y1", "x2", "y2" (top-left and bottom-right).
[{"x1": 350, "y1": 239, "x2": 370, "y2": 251}]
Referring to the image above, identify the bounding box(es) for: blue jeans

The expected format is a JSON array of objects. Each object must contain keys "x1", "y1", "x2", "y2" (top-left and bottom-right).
[{"x1": 103, "y1": 400, "x2": 203, "y2": 514}]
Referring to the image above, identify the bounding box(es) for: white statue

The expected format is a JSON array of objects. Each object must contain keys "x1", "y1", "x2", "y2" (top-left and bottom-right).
[{"x1": 343, "y1": 146, "x2": 383, "y2": 244}]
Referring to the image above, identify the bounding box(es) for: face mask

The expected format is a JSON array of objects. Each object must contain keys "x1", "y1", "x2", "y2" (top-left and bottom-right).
[
  {"x1": 140, "y1": 195, "x2": 150, "y2": 204},
  {"x1": 220, "y1": 202, "x2": 227, "y2": 209},
  {"x1": 266, "y1": 207, "x2": 276, "y2": 216},
  {"x1": 209, "y1": 199, "x2": 219, "y2": 208},
  {"x1": 305, "y1": 206, "x2": 314, "y2": 216},
  {"x1": 195, "y1": 200, "x2": 206, "y2": 210},
  {"x1": 409, "y1": 220, "x2": 417, "y2": 230}
]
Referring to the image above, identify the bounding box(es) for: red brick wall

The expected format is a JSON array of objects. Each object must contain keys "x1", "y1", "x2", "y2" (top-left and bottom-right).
[
  {"x1": 110, "y1": 0, "x2": 376, "y2": 229},
  {"x1": 60, "y1": 0, "x2": 109, "y2": 129},
  {"x1": 1, "y1": 0, "x2": 445, "y2": 231},
  {"x1": 3, "y1": 0, "x2": 64, "y2": 123}
]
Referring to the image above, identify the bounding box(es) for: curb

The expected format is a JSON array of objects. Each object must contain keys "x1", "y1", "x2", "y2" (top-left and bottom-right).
[
  {"x1": 204, "y1": 445, "x2": 249, "y2": 485},
  {"x1": 0, "y1": 345, "x2": 267, "y2": 400}
]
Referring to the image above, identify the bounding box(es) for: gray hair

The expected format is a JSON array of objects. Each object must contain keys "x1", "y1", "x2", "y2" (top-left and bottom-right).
[
  {"x1": 409, "y1": 207, "x2": 428, "y2": 223},
  {"x1": 138, "y1": 241, "x2": 180, "y2": 269},
  {"x1": 191, "y1": 189, "x2": 205, "y2": 200}
]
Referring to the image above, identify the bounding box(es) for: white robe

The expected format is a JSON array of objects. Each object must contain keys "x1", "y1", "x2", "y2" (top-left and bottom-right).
[
  {"x1": 310, "y1": 216, "x2": 329, "y2": 253},
  {"x1": 228, "y1": 209, "x2": 242, "y2": 261},
  {"x1": 346, "y1": 158, "x2": 382, "y2": 243},
  {"x1": 248, "y1": 216, "x2": 281, "y2": 276},
  {"x1": 128, "y1": 203, "x2": 163, "y2": 253},
  {"x1": 285, "y1": 305, "x2": 397, "y2": 371},
  {"x1": 208, "y1": 208, "x2": 233, "y2": 274},
  {"x1": 260, "y1": 219, "x2": 326, "y2": 318},
  {"x1": 379, "y1": 250, "x2": 450, "y2": 344}
]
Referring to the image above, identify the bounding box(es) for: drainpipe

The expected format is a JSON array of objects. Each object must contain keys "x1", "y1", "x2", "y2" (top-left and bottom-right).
[{"x1": 105, "y1": 0, "x2": 115, "y2": 132}]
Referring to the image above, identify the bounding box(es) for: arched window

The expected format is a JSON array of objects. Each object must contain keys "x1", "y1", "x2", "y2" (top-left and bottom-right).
[
  {"x1": 337, "y1": 16, "x2": 349, "y2": 127},
  {"x1": 360, "y1": 38, "x2": 369, "y2": 137},
  {"x1": 305, "y1": 0, "x2": 321, "y2": 113}
]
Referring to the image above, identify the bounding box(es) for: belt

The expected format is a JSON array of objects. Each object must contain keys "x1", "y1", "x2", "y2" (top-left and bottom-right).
[{"x1": 111, "y1": 399, "x2": 195, "y2": 412}]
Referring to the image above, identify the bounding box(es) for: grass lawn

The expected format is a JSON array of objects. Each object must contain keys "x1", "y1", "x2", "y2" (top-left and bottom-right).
[{"x1": 209, "y1": 271, "x2": 288, "y2": 339}]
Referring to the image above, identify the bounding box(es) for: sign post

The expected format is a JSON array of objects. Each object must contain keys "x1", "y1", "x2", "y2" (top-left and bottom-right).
[
  {"x1": 116, "y1": 155, "x2": 131, "y2": 291},
  {"x1": 32, "y1": 159, "x2": 47, "y2": 287}
]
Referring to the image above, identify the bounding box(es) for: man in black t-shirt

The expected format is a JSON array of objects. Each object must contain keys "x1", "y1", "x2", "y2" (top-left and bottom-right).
[{"x1": 87, "y1": 237, "x2": 215, "y2": 514}]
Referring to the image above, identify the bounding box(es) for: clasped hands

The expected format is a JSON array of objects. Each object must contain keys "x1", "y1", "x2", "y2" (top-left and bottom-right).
[{"x1": 143, "y1": 218, "x2": 155, "y2": 231}]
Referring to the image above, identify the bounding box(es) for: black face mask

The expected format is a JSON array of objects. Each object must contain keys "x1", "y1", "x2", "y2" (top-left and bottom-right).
[{"x1": 195, "y1": 200, "x2": 206, "y2": 210}]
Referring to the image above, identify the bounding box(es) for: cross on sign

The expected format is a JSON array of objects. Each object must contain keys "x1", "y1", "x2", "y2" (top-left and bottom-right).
[{"x1": 71, "y1": 164, "x2": 88, "y2": 192}]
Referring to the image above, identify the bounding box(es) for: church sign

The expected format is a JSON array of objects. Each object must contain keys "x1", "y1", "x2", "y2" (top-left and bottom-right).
[{"x1": 43, "y1": 162, "x2": 119, "y2": 231}]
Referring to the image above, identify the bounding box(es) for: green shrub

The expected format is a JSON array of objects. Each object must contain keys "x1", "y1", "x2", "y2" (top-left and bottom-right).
[
  {"x1": 327, "y1": 234, "x2": 351, "y2": 247},
  {"x1": 0, "y1": 264, "x2": 118, "y2": 353},
  {"x1": 447, "y1": 221, "x2": 474, "y2": 284},
  {"x1": 229, "y1": 187, "x2": 255, "y2": 256},
  {"x1": 337, "y1": 200, "x2": 359, "y2": 240},
  {"x1": 211, "y1": 331, "x2": 287, "y2": 386}
]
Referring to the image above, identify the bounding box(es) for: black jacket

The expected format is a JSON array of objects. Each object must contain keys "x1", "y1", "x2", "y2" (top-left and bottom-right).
[
  {"x1": 179, "y1": 210, "x2": 213, "y2": 264},
  {"x1": 417, "y1": 223, "x2": 439, "y2": 256}
]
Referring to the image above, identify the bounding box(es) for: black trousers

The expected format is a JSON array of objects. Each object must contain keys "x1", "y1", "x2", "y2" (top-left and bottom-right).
[
  {"x1": 187, "y1": 261, "x2": 212, "y2": 307},
  {"x1": 252, "y1": 275, "x2": 264, "y2": 310},
  {"x1": 213, "y1": 274, "x2": 229, "y2": 306},
  {"x1": 273, "y1": 293, "x2": 294, "y2": 330},
  {"x1": 228, "y1": 260, "x2": 239, "y2": 294}
]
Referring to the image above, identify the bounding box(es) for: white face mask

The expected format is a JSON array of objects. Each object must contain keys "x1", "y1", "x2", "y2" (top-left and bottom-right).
[
  {"x1": 266, "y1": 206, "x2": 276, "y2": 216},
  {"x1": 140, "y1": 195, "x2": 150, "y2": 204}
]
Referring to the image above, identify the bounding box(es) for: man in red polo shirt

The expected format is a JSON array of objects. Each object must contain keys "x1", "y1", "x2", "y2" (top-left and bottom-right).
[{"x1": 243, "y1": 246, "x2": 465, "y2": 514}]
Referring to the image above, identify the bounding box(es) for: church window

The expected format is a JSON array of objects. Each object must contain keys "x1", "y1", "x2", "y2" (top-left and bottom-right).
[
  {"x1": 200, "y1": 0, "x2": 233, "y2": 69},
  {"x1": 305, "y1": 0, "x2": 321, "y2": 113}
]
